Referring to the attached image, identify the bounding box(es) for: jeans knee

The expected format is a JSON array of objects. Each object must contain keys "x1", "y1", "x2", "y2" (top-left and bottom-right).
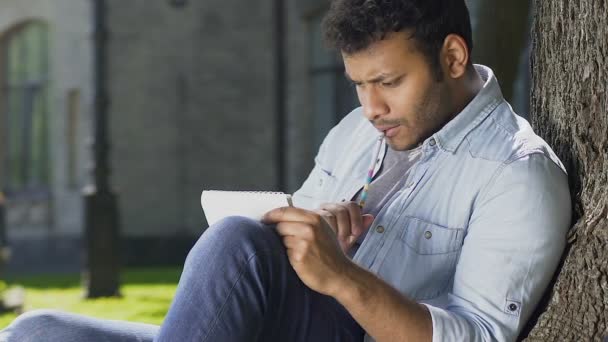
[
  {"x1": 1, "y1": 309, "x2": 65, "y2": 342},
  {"x1": 12, "y1": 309, "x2": 64, "y2": 328},
  {"x1": 187, "y1": 216, "x2": 282, "y2": 266},
  {"x1": 210, "y1": 216, "x2": 280, "y2": 246}
]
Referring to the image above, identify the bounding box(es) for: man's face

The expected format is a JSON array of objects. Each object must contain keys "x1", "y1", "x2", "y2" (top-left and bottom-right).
[{"x1": 343, "y1": 31, "x2": 453, "y2": 151}]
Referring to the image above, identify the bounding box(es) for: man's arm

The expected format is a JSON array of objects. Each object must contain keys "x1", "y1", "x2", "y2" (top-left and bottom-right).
[
  {"x1": 263, "y1": 206, "x2": 433, "y2": 342},
  {"x1": 335, "y1": 260, "x2": 433, "y2": 342},
  {"x1": 314, "y1": 202, "x2": 433, "y2": 341},
  {"x1": 420, "y1": 154, "x2": 572, "y2": 341},
  {"x1": 265, "y1": 153, "x2": 571, "y2": 341}
]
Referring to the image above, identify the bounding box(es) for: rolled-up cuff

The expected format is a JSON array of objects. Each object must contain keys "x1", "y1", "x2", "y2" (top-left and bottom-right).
[{"x1": 422, "y1": 304, "x2": 477, "y2": 342}]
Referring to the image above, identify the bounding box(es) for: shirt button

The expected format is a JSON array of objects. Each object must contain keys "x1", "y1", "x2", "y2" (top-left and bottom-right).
[
  {"x1": 429, "y1": 138, "x2": 436, "y2": 146},
  {"x1": 508, "y1": 303, "x2": 518, "y2": 312},
  {"x1": 318, "y1": 178, "x2": 323, "y2": 186},
  {"x1": 375, "y1": 226, "x2": 385, "y2": 234},
  {"x1": 424, "y1": 231, "x2": 432, "y2": 239}
]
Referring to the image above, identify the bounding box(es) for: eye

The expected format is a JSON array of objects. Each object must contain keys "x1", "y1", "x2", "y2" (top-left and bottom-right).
[
  {"x1": 381, "y1": 76, "x2": 403, "y2": 88},
  {"x1": 349, "y1": 81, "x2": 364, "y2": 89},
  {"x1": 381, "y1": 80, "x2": 400, "y2": 88}
]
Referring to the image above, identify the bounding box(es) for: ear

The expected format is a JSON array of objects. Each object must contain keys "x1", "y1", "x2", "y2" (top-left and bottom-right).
[{"x1": 440, "y1": 34, "x2": 470, "y2": 79}]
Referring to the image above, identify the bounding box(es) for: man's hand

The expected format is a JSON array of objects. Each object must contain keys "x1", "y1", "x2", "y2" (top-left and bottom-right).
[
  {"x1": 315, "y1": 202, "x2": 375, "y2": 253},
  {"x1": 262, "y1": 206, "x2": 356, "y2": 296},
  {"x1": 264, "y1": 206, "x2": 432, "y2": 342}
]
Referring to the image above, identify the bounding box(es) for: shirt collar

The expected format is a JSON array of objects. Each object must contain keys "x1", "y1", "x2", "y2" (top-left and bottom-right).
[{"x1": 431, "y1": 64, "x2": 504, "y2": 153}]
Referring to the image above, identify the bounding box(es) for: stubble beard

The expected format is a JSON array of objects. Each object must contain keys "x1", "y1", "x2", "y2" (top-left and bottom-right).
[{"x1": 388, "y1": 84, "x2": 448, "y2": 151}]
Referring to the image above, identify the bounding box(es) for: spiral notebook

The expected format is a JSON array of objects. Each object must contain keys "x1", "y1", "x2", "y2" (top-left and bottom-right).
[{"x1": 200, "y1": 190, "x2": 293, "y2": 226}]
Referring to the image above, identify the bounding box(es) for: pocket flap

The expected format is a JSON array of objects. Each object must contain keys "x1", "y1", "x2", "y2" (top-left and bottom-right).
[{"x1": 400, "y1": 217, "x2": 464, "y2": 255}]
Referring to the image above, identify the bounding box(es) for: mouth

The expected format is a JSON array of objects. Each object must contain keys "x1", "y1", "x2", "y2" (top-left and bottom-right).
[{"x1": 374, "y1": 125, "x2": 400, "y2": 138}]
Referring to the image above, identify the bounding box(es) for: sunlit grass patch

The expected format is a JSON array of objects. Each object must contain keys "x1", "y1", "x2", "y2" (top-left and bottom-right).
[{"x1": 0, "y1": 267, "x2": 181, "y2": 329}]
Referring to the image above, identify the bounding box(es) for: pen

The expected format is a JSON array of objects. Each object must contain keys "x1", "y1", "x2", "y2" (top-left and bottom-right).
[{"x1": 358, "y1": 134, "x2": 385, "y2": 208}]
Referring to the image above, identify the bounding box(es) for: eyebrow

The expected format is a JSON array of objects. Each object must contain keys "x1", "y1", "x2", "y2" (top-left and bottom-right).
[{"x1": 344, "y1": 72, "x2": 401, "y2": 84}]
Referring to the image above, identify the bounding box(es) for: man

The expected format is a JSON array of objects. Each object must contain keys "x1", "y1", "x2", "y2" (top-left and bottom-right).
[{"x1": 1, "y1": 0, "x2": 571, "y2": 341}]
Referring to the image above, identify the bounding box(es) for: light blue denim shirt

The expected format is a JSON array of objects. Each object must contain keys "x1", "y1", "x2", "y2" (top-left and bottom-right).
[{"x1": 292, "y1": 65, "x2": 572, "y2": 342}]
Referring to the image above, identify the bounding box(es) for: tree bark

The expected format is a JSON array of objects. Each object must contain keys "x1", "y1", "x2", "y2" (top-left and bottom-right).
[{"x1": 523, "y1": 0, "x2": 608, "y2": 340}]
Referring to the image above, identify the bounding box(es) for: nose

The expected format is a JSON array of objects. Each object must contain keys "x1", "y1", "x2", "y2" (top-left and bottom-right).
[{"x1": 359, "y1": 86, "x2": 389, "y2": 121}]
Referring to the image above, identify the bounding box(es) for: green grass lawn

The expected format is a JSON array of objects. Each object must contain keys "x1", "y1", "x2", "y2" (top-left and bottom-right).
[{"x1": 0, "y1": 267, "x2": 182, "y2": 329}]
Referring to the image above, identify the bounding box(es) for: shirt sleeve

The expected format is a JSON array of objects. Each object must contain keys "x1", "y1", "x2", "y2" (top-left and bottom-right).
[
  {"x1": 292, "y1": 107, "x2": 371, "y2": 210},
  {"x1": 293, "y1": 128, "x2": 336, "y2": 210},
  {"x1": 424, "y1": 153, "x2": 572, "y2": 342}
]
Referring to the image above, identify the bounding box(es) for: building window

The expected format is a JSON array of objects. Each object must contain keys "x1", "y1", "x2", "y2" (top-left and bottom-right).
[
  {"x1": 309, "y1": 12, "x2": 359, "y2": 150},
  {"x1": 1, "y1": 21, "x2": 51, "y2": 192}
]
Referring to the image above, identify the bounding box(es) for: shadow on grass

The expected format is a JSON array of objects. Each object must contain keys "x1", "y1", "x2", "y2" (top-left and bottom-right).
[{"x1": 5, "y1": 268, "x2": 183, "y2": 289}]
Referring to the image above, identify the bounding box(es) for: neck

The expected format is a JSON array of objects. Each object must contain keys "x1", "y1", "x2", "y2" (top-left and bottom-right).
[
  {"x1": 412, "y1": 67, "x2": 485, "y2": 148},
  {"x1": 445, "y1": 68, "x2": 485, "y2": 122}
]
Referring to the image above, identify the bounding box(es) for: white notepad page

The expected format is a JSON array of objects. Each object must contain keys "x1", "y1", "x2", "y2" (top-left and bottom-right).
[{"x1": 200, "y1": 190, "x2": 293, "y2": 226}]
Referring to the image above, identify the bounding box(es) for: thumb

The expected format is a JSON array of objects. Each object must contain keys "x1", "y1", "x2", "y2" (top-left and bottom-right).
[{"x1": 362, "y1": 214, "x2": 375, "y2": 230}]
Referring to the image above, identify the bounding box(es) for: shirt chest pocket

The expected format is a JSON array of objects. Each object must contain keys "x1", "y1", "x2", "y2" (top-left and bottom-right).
[
  {"x1": 376, "y1": 217, "x2": 465, "y2": 300},
  {"x1": 400, "y1": 217, "x2": 464, "y2": 255}
]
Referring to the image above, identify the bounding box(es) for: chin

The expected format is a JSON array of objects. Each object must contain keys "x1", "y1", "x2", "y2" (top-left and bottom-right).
[
  {"x1": 387, "y1": 140, "x2": 412, "y2": 151},
  {"x1": 387, "y1": 136, "x2": 421, "y2": 151}
]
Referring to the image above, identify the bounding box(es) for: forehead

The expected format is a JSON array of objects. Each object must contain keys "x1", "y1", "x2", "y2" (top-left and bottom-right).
[{"x1": 342, "y1": 31, "x2": 424, "y2": 77}]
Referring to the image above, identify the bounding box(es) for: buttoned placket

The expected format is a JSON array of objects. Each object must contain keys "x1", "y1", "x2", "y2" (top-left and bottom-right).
[
  {"x1": 353, "y1": 137, "x2": 441, "y2": 268},
  {"x1": 340, "y1": 142, "x2": 387, "y2": 203}
]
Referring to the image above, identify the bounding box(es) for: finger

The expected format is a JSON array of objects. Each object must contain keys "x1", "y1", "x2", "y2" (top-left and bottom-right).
[
  {"x1": 285, "y1": 247, "x2": 304, "y2": 264},
  {"x1": 347, "y1": 235, "x2": 358, "y2": 245},
  {"x1": 263, "y1": 206, "x2": 319, "y2": 225},
  {"x1": 320, "y1": 203, "x2": 351, "y2": 241},
  {"x1": 281, "y1": 235, "x2": 305, "y2": 250},
  {"x1": 275, "y1": 221, "x2": 314, "y2": 240},
  {"x1": 362, "y1": 214, "x2": 375, "y2": 230},
  {"x1": 344, "y1": 215, "x2": 375, "y2": 250},
  {"x1": 343, "y1": 202, "x2": 365, "y2": 236},
  {"x1": 315, "y1": 209, "x2": 338, "y2": 232}
]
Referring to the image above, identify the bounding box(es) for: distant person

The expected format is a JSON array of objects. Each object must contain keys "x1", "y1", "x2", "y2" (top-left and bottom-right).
[{"x1": 0, "y1": 0, "x2": 571, "y2": 341}]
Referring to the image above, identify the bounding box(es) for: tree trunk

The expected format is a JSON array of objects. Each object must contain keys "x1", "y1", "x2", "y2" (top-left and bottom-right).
[{"x1": 523, "y1": 0, "x2": 608, "y2": 340}]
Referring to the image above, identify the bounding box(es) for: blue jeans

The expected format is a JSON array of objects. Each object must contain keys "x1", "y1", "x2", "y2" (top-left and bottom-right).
[{"x1": 0, "y1": 216, "x2": 365, "y2": 341}]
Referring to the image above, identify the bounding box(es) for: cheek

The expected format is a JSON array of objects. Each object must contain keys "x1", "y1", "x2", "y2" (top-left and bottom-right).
[
  {"x1": 389, "y1": 86, "x2": 427, "y2": 116},
  {"x1": 408, "y1": 79, "x2": 441, "y2": 111}
]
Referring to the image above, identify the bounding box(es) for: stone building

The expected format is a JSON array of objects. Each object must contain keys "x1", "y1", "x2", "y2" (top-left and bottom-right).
[
  {"x1": 0, "y1": 0, "x2": 530, "y2": 274},
  {"x1": 0, "y1": 0, "x2": 356, "y2": 274},
  {"x1": 0, "y1": 0, "x2": 95, "y2": 273}
]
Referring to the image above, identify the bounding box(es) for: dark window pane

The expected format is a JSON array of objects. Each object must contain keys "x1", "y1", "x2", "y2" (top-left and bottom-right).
[
  {"x1": 2, "y1": 22, "x2": 50, "y2": 191},
  {"x1": 310, "y1": 14, "x2": 339, "y2": 69},
  {"x1": 335, "y1": 70, "x2": 359, "y2": 120},
  {"x1": 312, "y1": 73, "x2": 336, "y2": 150},
  {"x1": 309, "y1": 12, "x2": 360, "y2": 151}
]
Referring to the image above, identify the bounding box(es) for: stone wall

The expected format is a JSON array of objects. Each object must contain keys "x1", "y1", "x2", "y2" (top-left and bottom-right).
[{"x1": 105, "y1": 0, "x2": 278, "y2": 236}]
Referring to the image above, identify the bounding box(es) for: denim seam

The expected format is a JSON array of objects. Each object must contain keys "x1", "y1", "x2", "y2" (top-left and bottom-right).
[
  {"x1": 200, "y1": 250, "x2": 281, "y2": 342},
  {"x1": 471, "y1": 153, "x2": 549, "y2": 226},
  {"x1": 441, "y1": 98, "x2": 501, "y2": 153},
  {"x1": 397, "y1": 215, "x2": 464, "y2": 230}
]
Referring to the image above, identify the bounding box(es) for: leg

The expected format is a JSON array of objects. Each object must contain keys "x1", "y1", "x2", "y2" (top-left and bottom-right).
[
  {"x1": 155, "y1": 216, "x2": 364, "y2": 342},
  {"x1": 0, "y1": 309, "x2": 159, "y2": 342}
]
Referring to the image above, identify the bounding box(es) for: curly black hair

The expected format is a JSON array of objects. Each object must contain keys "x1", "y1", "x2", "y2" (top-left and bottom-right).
[{"x1": 322, "y1": 0, "x2": 473, "y2": 80}]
